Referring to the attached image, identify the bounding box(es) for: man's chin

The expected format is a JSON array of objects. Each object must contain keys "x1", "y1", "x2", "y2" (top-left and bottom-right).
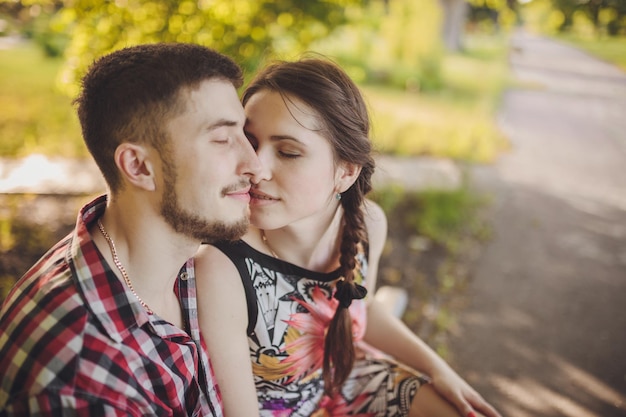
[
  {"x1": 160, "y1": 196, "x2": 249, "y2": 243},
  {"x1": 197, "y1": 218, "x2": 249, "y2": 244}
]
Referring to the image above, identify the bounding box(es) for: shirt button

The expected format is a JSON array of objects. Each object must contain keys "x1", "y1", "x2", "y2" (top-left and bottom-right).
[{"x1": 180, "y1": 272, "x2": 189, "y2": 281}]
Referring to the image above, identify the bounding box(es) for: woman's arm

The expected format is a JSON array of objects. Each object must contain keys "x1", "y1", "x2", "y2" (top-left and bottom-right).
[
  {"x1": 362, "y1": 200, "x2": 501, "y2": 417},
  {"x1": 195, "y1": 244, "x2": 260, "y2": 417},
  {"x1": 362, "y1": 200, "x2": 451, "y2": 374},
  {"x1": 362, "y1": 199, "x2": 387, "y2": 293}
]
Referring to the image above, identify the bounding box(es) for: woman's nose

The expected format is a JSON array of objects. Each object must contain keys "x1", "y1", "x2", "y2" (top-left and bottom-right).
[{"x1": 249, "y1": 145, "x2": 272, "y2": 184}]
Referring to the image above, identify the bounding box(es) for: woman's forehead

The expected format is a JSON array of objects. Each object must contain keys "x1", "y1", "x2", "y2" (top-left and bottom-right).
[{"x1": 246, "y1": 90, "x2": 323, "y2": 132}]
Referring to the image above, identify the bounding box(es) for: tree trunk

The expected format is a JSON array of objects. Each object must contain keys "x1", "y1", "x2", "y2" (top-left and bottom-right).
[{"x1": 440, "y1": 0, "x2": 468, "y2": 51}]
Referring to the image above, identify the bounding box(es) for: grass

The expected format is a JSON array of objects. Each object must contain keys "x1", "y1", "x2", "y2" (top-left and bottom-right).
[
  {"x1": 370, "y1": 183, "x2": 493, "y2": 354},
  {"x1": 555, "y1": 34, "x2": 626, "y2": 71},
  {"x1": 371, "y1": 181, "x2": 491, "y2": 253},
  {"x1": 0, "y1": 42, "x2": 86, "y2": 158},
  {"x1": 365, "y1": 33, "x2": 512, "y2": 163}
]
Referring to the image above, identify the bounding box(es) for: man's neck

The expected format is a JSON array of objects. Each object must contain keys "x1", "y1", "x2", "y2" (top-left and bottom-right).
[{"x1": 94, "y1": 201, "x2": 198, "y2": 327}]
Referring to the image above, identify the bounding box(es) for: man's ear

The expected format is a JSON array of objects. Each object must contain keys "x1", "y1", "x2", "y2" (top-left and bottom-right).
[
  {"x1": 114, "y1": 143, "x2": 156, "y2": 191},
  {"x1": 336, "y1": 161, "x2": 362, "y2": 193}
]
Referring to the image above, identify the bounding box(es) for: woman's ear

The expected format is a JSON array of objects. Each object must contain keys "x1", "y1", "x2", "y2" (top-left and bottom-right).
[
  {"x1": 114, "y1": 143, "x2": 157, "y2": 191},
  {"x1": 336, "y1": 161, "x2": 362, "y2": 193}
]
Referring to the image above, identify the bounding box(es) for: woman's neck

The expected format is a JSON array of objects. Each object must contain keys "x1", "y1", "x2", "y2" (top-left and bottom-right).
[{"x1": 256, "y1": 205, "x2": 344, "y2": 272}]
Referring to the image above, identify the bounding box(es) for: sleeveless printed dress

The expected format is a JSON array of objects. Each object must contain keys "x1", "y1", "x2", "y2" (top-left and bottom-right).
[{"x1": 213, "y1": 240, "x2": 428, "y2": 417}]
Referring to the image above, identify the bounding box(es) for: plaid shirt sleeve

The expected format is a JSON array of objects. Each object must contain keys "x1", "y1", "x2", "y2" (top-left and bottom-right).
[
  {"x1": 0, "y1": 196, "x2": 223, "y2": 417},
  {"x1": 2, "y1": 392, "x2": 152, "y2": 416}
]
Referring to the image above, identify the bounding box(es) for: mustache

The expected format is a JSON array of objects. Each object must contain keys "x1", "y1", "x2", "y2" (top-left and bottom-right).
[{"x1": 221, "y1": 180, "x2": 252, "y2": 196}]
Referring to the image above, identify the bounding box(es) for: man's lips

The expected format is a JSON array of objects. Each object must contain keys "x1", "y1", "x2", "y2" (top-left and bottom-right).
[{"x1": 226, "y1": 186, "x2": 252, "y2": 201}]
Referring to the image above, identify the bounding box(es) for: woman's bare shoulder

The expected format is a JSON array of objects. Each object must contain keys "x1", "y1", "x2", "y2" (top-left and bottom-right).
[{"x1": 363, "y1": 198, "x2": 388, "y2": 254}]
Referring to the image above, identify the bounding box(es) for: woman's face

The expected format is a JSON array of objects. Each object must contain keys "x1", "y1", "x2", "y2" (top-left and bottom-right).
[{"x1": 244, "y1": 90, "x2": 345, "y2": 231}]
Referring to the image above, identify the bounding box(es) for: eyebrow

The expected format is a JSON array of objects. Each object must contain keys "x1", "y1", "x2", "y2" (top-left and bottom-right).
[
  {"x1": 207, "y1": 119, "x2": 240, "y2": 131},
  {"x1": 269, "y1": 134, "x2": 304, "y2": 144}
]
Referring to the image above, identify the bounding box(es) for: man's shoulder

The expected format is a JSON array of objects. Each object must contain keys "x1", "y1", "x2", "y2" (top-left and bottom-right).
[
  {"x1": 0, "y1": 236, "x2": 90, "y2": 398},
  {"x1": 1, "y1": 236, "x2": 77, "y2": 319}
]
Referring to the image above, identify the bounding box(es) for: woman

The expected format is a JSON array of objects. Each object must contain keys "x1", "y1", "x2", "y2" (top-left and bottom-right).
[{"x1": 196, "y1": 57, "x2": 501, "y2": 417}]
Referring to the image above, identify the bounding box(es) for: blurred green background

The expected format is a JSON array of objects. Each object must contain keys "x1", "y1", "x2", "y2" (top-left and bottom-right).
[{"x1": 1, "y1": 0, "x2": 623, "y2": 162}]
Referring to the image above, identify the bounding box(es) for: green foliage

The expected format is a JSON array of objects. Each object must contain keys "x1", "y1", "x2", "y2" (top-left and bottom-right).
[
  {"x1": 0, "y1": 33, "x2": 510, "y2": 162},
  {"x1": 521, "y1": 0, "x2": 569, "y2": 34},
  {"x1": 33, "y1": 0, "x2": 445, "y2": 96},
  {"x1": 0, "y1": 43, "x2": 85, "y2": 157},
  {"x1": 28, "y1": 10, "x2": 70, "y2": 57},
  {"x1": 371, "y1": 182, "x2": 492, "y2": 350},
  {"x1": 0, "y1": 194, "x2": 80, "y2": 302},
  {"x1": 16, "y1": 0, "x2": 361, "y2": 96},
  {"x1": 0, "y1": 275, "x2": 15, "y2": 302},
  {"x1": 368, "y1": 184, "x2": 407, "y2": 214},
  {"x1": 370, "y1": 182, "x2": 492, "y2": 249},
  {"x1": 0, "y1": 1, "x2": 68, "y2": 56},
  {"x1": 365, "y1": 34, "x2": 511, "y2": 163},
  {"x1": 404, "y1": 186, "x2": 490, "y2": 251},
  {"x1": 315, "y1": 0, "x2": 444, "y2": 91},
  {"x1": 370, "y1": 182, "x2": 491, "y2": 253},
  {"x1": 467, "y1": 0, "x2": 521, "y2": 31},
  {"x1": 0, "y1": 4, "x2": 510, "y2": 163},
  {"x1": 520, "y1": 0, "x2": 626, "y2": 36},
  {"x1": 557, "y1": 33, "x2": 626, "y2": 70}
]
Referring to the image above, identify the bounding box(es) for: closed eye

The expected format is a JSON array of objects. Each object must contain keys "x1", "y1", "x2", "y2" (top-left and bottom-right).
[{"x1": 279, "y1": 151, "x2": 300, "y2": 159}]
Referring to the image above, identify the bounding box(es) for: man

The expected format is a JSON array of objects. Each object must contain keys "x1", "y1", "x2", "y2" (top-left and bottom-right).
[{"x1": 0, "y1": 43, "x2": 261, "y2": 416}]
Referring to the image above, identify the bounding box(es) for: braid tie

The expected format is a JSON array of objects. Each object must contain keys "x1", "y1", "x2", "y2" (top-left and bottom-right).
[{"x1": 334, "y1": 279, "x2": 367, "y2": 308}]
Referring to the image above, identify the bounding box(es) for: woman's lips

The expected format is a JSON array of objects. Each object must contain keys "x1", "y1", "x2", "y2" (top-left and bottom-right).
[{"x1": 249, "y1": 190, "x2": 279, "y2": 203}]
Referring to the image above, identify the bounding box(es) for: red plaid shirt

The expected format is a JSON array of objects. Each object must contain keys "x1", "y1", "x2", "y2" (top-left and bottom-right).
[{"x1": 0, "y1": 195, "x2": 223, "y2": 416}]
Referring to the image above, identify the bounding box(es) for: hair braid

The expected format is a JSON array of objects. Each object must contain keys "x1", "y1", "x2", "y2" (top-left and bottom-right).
[{"x1": 322, "y1": 163, "x2": 373, "y2": 394}]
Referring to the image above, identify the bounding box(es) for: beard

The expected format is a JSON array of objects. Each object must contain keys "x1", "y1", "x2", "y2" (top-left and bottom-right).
[{"x1": 159, "y1": 156, "x2": 249, "y2": 243}]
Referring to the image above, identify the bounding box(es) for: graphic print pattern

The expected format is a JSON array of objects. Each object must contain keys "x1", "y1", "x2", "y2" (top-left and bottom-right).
[{"x1": 215, "y1": 241, "x2": 429, "y2": 417}]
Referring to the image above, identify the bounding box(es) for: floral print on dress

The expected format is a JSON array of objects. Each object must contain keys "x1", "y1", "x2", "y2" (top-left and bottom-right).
[
  {"x1": 214, "y1": 240, "x2": 427, "y2": 416},
  {"x1": 281, "y1": 285, "x2": 366, "y2": 384}
]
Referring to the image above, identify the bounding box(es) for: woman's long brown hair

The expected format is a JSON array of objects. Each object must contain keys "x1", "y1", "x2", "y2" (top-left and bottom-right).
[{"x1": 242, "y1": 56, "x2": 375, "y2": 395}]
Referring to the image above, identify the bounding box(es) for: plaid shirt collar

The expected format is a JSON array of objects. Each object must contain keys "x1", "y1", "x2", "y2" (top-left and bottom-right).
[{"x1": 68, "y1": 195, "x2": 200, "y2": 343}]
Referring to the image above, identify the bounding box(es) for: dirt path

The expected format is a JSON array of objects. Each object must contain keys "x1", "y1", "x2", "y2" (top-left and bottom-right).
[{"x1": 447, "y1": 31, "x2": 626, "y2": 416}]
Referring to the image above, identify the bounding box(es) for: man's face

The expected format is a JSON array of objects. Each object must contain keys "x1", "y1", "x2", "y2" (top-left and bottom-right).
[{"x1": 159, "y1": 79, "x2": 261, "y2": 243}]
